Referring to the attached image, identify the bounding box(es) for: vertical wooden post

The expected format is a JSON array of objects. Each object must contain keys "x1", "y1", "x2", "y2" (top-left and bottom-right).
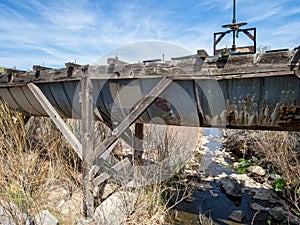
[
  {"x1": 81, "y1": 67, "x2": 95, "y2": 218},
  {"x1": 134, "y1": 123, "x2": 144, "y2": 166}
]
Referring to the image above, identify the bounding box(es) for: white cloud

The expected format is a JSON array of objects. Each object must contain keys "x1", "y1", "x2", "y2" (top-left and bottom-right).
[
  {"x1": 41, "y1": 1, "x2": 98, "y2": 29},
  {"x1": 240, "y1": 0, "x2": 295, "y2": 23}
]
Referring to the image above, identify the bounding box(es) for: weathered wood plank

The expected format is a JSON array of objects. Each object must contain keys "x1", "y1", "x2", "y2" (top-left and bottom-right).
[
  {"x1": 89, "y1": 158, "x2": 130, "y2": 189},
  {"x1": 134, "y1": 123, "x2": 143, "y2": 166},
  {"x1": 27, "y1": 83, "x2": 83, "y2": 159},
  {"x1": 81, "y1": 70, "x2": 95, "y2": 218},
  {"x1": 1, "y1": 49, "x2": 298, "y2": 85},
  {"x1": 81, "y1": 71, "x2": 94, "y2": 164}
]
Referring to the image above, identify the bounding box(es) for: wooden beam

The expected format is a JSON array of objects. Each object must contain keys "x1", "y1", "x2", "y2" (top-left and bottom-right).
[
  {"x1": 89, "y1": 158, "x2": 130, "y2": 189},
  {"x1": 81, "y1": 72, "x2": 94, "y2": 165},
  {"x1": 134, "y1": 123, "x2": 143, "y2": 166},
  {"x1": 81, "y1": 70, "x2": 95, "y2": 218},
  {"x1": 27, "y1": 83, "x2": 83, "y2": 160},
  {"x1": 33, "y1": 65, "x2": 52, "y2": 71},
  {"x1": 92, "y1": 77, "x2": 173, "y2": 162}
]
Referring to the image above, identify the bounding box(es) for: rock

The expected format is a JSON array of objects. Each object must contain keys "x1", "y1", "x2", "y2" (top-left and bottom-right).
[
  {"x1": 269, "y1": 173, "x2": 281, "y2": 180},
  {"x1": 212, "y1": 156, "x2": 229, "y2": 166},
  {"x1": 250, "y1": 203, "x2": 269, "y2": 211},
  {"x1": 216, "y1": 172, "x2": 228, "y2": 180},
  {"x1": 0, "y1": 202, "x2": 29, "y2": 225},
  {"x1": 101, "y1": 183, "x2": 118, "y2": 199},
  {"x1": 194, "y1": 182, "x2": 212, "y2": 191},
  {"x1": 252, "y1": 189, "x2": 281, "y2": 203},
  {"x1": 251, "y1": 156, "x2": 258, "y2": 162},
  {"x1": 229, "y1": 210, "x2": 245, "y2": 222},
  {"x1": 269, "y1": 206, "x2": 286, "y2": 221},
  {"x1": 0, "y1": 214, "x2": 15, "y2": 225},
  {"x1": 230, "y1": 173, "x2": 272, "y2": 190},
  {"x1": 232, "y1": 162, "x2": 240, "y2": 169},
  {"x1": 209, "y1": 190, "x2": 218, "y2": 198},
  {"x1": 93, "y1": 191, "x2": 138, "y2": 225},
  {"x1": 184, "y1": 197, "x2": 195, "y2": 203},
  {"x1": 220, "y1": 177, "x2": 243, "y2": 197},
  {"x1": 247, "y1": 166, "x2": 266, "y2": 176},
  {"x1": 34, "y1": 210, "x2": 58, "y2": 225}
]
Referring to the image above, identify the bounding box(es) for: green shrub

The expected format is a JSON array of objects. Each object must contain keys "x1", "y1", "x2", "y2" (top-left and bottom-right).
[
  {"x1": 237, "y1": 158, "x2": 253, "y2": 174},
  {"x1": 274, "y1": 177, "x2": 287, "y2": 191}
]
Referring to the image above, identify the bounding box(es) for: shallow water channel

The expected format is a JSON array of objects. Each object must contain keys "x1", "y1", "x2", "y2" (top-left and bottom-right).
[{"x1": 167, "y1": 128, "x2": 279, "y2": 225}]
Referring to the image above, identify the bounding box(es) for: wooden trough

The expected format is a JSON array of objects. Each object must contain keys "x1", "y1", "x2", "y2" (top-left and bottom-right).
[{"x1": 0, "y1": 48, "x2": 299, "y2": 218}]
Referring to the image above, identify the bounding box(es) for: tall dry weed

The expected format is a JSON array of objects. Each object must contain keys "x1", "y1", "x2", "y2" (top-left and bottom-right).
[
  {"x1": 0, "y1": 101, "x2": 81, "y2": 221},
  {"x1": 224, "y1": 129, "x2": 300, "y2": 216},
  {"x1": 124, "y1": 125, "x2": 201, "y2": 224}
]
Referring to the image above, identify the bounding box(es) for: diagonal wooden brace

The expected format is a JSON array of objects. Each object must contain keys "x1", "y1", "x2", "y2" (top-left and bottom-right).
[
  {"x1": 27, "y1": 83, "x2": 83, "y2": 160},
  {"x1": 94, "y1": 107, "x2": 138, "y2": 149},
  {"x1": 93, "y1": 77, "x2": 173, "y2": 163},
  {"x1": 88, "y1": 158, "x2": 131, "y2": 193}
]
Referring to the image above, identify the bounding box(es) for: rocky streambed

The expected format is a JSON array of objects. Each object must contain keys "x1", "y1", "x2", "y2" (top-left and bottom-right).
[{"x1": 168, "y1": 128, "x2": 300, "y2": 225}]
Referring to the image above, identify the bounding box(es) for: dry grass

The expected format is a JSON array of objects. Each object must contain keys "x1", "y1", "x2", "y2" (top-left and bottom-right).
[
  {"x1": 224, "y1": 129, "x2": 300, "y2": 216},
  {"x1": 123, "y1": 125, "x2": 201, "y2": 224},
  {"x1": 125, "y1": 175, "x2": 194, "y2": 225},
  {"x1": 0, "y1": 101, "x2": 81, "y2": 223}
]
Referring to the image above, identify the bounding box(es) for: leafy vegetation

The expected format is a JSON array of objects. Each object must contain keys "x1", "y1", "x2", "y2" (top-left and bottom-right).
[
  {"x1": 237, "y1": 158, "x2": 253, "y2": 174},
  {"x1": 274, "y1": 177, "x2": 287, "y2": 191}
]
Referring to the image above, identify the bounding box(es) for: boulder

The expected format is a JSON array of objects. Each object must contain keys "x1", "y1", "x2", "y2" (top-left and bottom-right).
[
  {"x1": 250, "y1": 203, "x2": 269, "y2": 211},
  {"x1": 229, "y1": 210, "x2": 245, "y2": 222},
  {"x1": 34, "y1": 210, "x2": 58, "y2": 225},
  {"x1": 269, "y1": 206, "x2": 286, "y2": 221},
  {"x1": 93, "y1": 191, "x2": 138, "y2": 225},
  {"x1": 220, "y1": 177, "x2": 243, "y2": 197}
]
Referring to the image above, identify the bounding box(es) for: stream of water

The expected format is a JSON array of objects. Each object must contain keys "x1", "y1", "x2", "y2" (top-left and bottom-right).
[{"x1": 167, "y1": 128, "x2": 278, "y2": 225}]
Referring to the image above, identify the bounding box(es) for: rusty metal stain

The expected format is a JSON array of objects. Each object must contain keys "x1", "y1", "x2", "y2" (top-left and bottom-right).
[
  {"x1": 223, "y1": 92, "x2": 300, "y2": 130},
  {"x1": 278, "y1": 105, "x2": 300, "y2": 126}
]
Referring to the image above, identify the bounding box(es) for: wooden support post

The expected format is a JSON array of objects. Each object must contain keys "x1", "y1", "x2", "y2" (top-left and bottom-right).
[
  {"x1": 134, "y1": 123, "x2": 143, "y2": 166},
  {"x1": 81, "y1": 68, "x2": 95, "y2": 218}
]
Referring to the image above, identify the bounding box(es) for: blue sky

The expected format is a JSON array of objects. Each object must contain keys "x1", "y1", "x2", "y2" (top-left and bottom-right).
[{"x1": 0, "y1": 0, "x2": 299, "y2": 70}]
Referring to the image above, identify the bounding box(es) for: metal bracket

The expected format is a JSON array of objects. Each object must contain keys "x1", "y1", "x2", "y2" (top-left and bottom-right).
[
  {"x1": 213, "y1": 28, "x2": 256, "y2": 56},
  {"x1": 213, "y1": 0, "x2": 257, "y2": 56}
]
